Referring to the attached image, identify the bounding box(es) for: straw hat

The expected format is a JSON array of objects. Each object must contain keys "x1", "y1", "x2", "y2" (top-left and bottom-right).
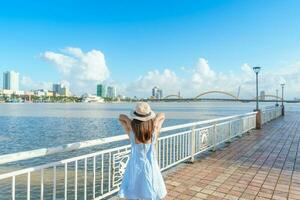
[{"x1": 130, "y1": 102, "x2": 156, "y2": 121}]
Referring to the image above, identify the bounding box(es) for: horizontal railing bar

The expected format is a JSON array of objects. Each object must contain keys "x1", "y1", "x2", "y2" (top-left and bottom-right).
[
  {"x1": 160, "y1": 111, "x2": 256, "y2": 132},
  {"x1": 0, "y1": 112, "x2": 257, "y2": 165},
  {"x1": 0, "y1": 135, "x2": 128, "y2": 165},
  {"x1": 94, "y1": 188, "x2": 119, "y2": 200},
  {"x1": 0, "y1": 144, "x2": 131, "y2": 180}
]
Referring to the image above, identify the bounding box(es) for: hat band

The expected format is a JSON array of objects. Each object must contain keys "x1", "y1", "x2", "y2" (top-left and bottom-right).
[{"x1": 134, "y1": 111, "x2": 152, "y2": 117}]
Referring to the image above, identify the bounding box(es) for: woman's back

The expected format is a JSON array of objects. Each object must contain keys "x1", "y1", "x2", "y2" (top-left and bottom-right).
[
  {"x1": 118, "y1": 102, "x2": 167, "y2": 200},
  {"x1": 130, "y1": 131, "x2": 156, "y2": 160},
  {"x1": 119, "y1": 130, "x2": 166, "y2": 200}
]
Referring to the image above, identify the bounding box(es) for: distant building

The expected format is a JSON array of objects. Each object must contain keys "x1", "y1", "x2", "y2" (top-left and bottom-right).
[
  {"x1": 107, "y1": 86, "x2": 117, "y2": 98},
  {"x1": 3, "y1": 71, "x2": 19, "y2": 91},
  {"x1": 32, "y1": 89, "x2": 54, "y2": 97},
  {"x1": 260, "y1": 91, "x2": 266, "y2": 100},
  {"x1": 152, "y1": 86, "x2": 159, "y2": 97},
  {"x1": 152, "y1": 86, "x2": 163, "y2": 99},
  {"x1": 97, "y1": 84, "x2": 107, "y2": 97},
  {"x1": 52, "y1": 83, "x2": 70, "y2": 96},
  {"x1": 82, "y1": 93, "x2": 104, "y2": 103},
  {"x1": 15, "y1": 90, "x2": 25, "y2": 95},
  {"x1": 34, "y1": 89, "x2": 46, "y2": 97},
  {"x1": 46, "y1": 91, "x2": 54, "y2": 97},
  {"x1": 158, "y1": 89, "x2": 163, "y2": 99},
  {"x1": 2, "y1": 89, "x2": 14, "y2": 96},
  {"x1": 24, "y1": 91, "x2": 34, "y2": 96},
  {"x1": 96, "y1": 84, "x2": 117, "y2": 98},
  {"x1": 117, "y1": 95, "x2": 126, "y2": 100}
]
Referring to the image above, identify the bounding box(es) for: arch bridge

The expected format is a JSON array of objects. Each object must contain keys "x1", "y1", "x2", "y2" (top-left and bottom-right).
[
  {"x1": 193, "y1": 90, "x2": 240, "y2": 100},
  {"x1": 163, "y1": 90, "x2": 284, "y2": 101}
]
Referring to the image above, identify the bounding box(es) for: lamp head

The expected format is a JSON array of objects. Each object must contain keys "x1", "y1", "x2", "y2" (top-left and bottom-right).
[
  {"x1": 281, "y1": 83, "x2": 285, "y2": 87},
  {"x1": 253, "y1": 66, "x2": 261, "y2": 74}
]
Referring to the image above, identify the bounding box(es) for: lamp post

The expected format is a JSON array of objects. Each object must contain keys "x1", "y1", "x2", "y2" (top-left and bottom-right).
[
  {"x1": 281, "y1": 83, "x2": 285, "y2": 115},
  {"x1": 276, "y1": 89, "x2": 279, "y2": 106},
  {"x1": 253, "y1": 66, "x2": 261, "y2": 129},
  {"x1": 253, "y1": 66, "x2": 261, "y2": 111}
]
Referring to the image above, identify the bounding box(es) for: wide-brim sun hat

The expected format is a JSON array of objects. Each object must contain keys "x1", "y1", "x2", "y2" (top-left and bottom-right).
[{"x1": 130, "y1": 102, "x2": 156, "y2": 121}]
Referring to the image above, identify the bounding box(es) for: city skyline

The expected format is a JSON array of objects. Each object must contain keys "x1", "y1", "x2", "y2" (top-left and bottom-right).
[{"x1": 0, "y1": 1, "x2": 300, "y2": 98}]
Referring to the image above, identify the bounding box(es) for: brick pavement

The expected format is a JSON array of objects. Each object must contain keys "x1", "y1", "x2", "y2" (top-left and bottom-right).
[{"x1": 164, "y1": 112, "x2": 300, "y2": 200}]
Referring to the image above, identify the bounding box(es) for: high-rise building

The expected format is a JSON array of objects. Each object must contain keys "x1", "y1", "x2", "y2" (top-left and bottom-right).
[
  {"x1": 52, "y1": 84, "x2": 60, "y2": 94},
  {"x1": 52, "y1": 83, "x2": 70, "y2": 96},
  {"x1": 158, "y1": 89, "x2": 163, "y2": 99},
  {"x1": 97, "y1": 84, "x2": 107, "y2": 97},
  {"x1": 260, "y1": 91, "x2": 266, "y2": 100},
  {"x1": 107, "y1": 86, "x2": 117, "y2": 98},
  {"x1": 152, "y1": 86, "x2": 163, "y2": 99},
  {"x1": 3, "y1": 71, "x2": 19, "y2": 91},
  {"x1": 152, "y1": 86, "x2": 159, "y2": 97}
]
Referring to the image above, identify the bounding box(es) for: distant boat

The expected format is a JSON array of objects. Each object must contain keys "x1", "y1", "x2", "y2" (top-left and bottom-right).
[{"x1": 81, "y1": 94, "x2": 104, "y2": 103}]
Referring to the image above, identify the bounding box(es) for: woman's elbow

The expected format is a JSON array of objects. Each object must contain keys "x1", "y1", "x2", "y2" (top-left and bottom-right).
[{"x1": 159, "y1": 113, "x2": 165, "y2": 120}]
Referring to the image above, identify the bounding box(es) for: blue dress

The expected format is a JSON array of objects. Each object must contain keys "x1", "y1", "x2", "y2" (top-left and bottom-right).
[{"x1": 118, "y1": 131, "x2": 167, "y2": 200}]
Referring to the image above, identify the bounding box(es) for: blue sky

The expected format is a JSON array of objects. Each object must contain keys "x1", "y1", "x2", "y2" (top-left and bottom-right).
[{"x1": 1, "y1": 0, "x2": 300, "y2": 98}]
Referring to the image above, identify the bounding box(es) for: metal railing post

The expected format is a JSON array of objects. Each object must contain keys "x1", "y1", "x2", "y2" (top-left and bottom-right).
[
  {"x1": 212, "y1": 123, "x2": 217, "y2": 151},
  {"x1": 190, "y1": 126, "x2": 196, "y2": 162},
  {"x1": 228, "y1": 121, "x2": 232, "y2": 143}
]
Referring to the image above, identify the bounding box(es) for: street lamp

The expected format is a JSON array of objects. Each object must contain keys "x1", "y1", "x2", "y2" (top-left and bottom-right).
[
  {"x1": 276, "y1": 89, "x2": 279, "y2": 106},
  {"x1": 280, "y1": 83, "x2": 285, "y2": 116},
  {"x1": 281, "y1": 83, "x2": 285, "y2": 107},
  {"x1": 253, "y1": 66, "x2": 261, "y2": 111}
]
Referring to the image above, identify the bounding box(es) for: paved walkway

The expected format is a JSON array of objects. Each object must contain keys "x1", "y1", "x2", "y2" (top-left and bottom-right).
[{"x1": 164, "y1": 112, "x2": 300, "y2": 200}]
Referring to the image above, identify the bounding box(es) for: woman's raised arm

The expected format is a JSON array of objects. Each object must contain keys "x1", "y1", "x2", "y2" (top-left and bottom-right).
[
  {"x1": 154, "y1": 113, "x2": 165, "y2": 137},
  {"x1": 119, "y1": 114, "x2": 132, "y2": 136}
]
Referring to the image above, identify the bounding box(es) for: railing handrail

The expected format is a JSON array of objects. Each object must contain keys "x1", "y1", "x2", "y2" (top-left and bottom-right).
[
  {"x1": 0, "y1": 111, "x2": 257, "y2": 165},
  {"x1": 264, "y1": 105, "x2": 279, "y2": 110}
]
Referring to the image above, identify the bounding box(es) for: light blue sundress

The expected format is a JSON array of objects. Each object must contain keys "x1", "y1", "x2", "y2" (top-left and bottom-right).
[{"x1": 118, "y1": 131, "x2": 167, "y2": 200}]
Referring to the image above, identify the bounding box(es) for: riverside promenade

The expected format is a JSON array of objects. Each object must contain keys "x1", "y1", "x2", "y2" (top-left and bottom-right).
[
  {"x1": 163, "y1": 112, "x2": 300, "y2": 200},
  {"x1": 0, "y1": 106, "x2": 285, "y2": 199}
]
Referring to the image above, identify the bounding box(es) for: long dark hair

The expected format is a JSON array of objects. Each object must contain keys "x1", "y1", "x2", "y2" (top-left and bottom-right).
[{"x1": 131, "y1": 119, "x2": 154, "y2": 143}]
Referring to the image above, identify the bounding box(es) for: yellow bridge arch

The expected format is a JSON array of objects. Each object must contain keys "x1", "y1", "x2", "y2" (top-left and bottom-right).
[{"x1": 194, "y1": 90, "x2": 240, "y2": 100}]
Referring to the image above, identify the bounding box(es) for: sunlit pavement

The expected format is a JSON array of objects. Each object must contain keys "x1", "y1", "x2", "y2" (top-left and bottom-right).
[{"x1": 163, "y1": 112, "x2": 300, "y2": 200}]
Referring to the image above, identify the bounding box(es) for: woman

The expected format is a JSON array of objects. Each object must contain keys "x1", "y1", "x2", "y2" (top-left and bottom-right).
[{"x1": 118, "y1": 102, "x2": 167, "y2": 200}]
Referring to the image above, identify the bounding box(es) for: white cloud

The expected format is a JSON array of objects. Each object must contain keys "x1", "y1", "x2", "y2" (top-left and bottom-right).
[
  {"x1": 192, "y1": 58, "x2": 215, "y2": 84},
  {"x1": 42, "y1": 47, "x2": 110, "y2": 94},
  {"x1": 21, "y1": 76, "x2": 52, "y2": 91},
  {"x1": 39, "y1": 47, "x2": 300, "y2": 99},
  {"x1": 127, "y1": 57, "x2": 300, "y2": 99},
  {"x1": 126, "y1": 69, "x2": 182, "y2": 97},
  {"x1": 43, "y1": 51, "x2": 75, "y2": 74}
]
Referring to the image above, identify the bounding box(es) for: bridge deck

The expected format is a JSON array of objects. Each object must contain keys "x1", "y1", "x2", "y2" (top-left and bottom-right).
[{"x1": 164, "y1": 112, "x2": 300, "y2": 200}]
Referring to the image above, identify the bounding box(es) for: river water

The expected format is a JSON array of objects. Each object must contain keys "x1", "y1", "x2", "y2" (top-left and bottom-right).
[{"x1": 0, "y1": 101, "x2": 299, "y2": 155}]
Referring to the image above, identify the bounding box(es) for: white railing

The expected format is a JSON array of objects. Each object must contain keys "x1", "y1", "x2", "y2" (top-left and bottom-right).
[
  {"x1": 261, "y1": 106, "x2": 282, "y2": 124},
  {"x1": 0, "y1": 108, "x2": 281, "y2": 200}
]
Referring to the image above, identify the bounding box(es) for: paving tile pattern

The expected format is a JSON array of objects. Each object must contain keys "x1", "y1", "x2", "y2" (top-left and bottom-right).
[{"x1": 164, "y1": 113, "x2": 300, "y2": 200}]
